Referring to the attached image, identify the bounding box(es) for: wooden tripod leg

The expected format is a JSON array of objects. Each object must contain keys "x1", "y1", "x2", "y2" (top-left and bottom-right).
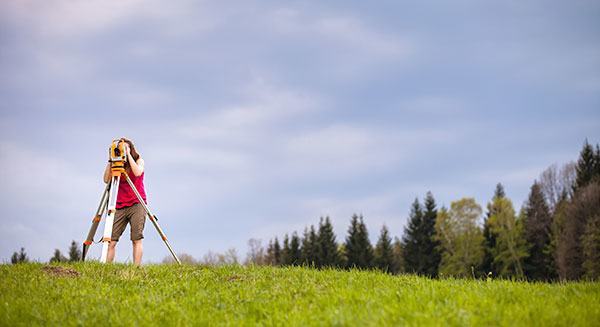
[
  {"x1": 123, "y1": 173, "x2": 181, "y2": 265},
  {"x1": 82, "y1": 182, "x2": 110, "y2": 261}
]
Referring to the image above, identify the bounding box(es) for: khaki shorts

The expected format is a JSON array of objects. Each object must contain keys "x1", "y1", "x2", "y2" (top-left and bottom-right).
[{"x1": 111, "y1": 203, "x2": 146, "y2": 241}]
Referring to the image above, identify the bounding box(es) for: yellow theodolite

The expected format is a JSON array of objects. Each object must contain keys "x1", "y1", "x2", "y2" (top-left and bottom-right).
[{"x1": 82, "y1": 139, "x2": 181, "y2": 264}]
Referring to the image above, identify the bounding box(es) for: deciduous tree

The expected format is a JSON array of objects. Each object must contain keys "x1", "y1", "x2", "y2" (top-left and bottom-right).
[
  {"x1": 435, "y1": 198, "x2": 484, "y2": 278},
  {"x1": 558, "y1": 182, "x2": 600, "y2": 279},
  {"x1": 488, "y1": 197, "x2": 527, "y2": 278}
]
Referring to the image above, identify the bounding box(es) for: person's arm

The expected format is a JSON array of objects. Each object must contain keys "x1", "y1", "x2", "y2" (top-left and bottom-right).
[
  {"x1": 103, "y1": 162, "x2": 111, "y2": 184},
  {"x1": 125, "y1": 144, "x2": 145, "y2": 177}
]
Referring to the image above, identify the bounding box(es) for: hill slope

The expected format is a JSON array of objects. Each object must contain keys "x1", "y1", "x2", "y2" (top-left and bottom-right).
[{"x1": 1, "y1": 263, "x2": 599, "y2": 326}]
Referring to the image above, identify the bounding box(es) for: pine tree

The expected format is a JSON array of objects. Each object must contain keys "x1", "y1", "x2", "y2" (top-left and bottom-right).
[
  {"x1": 344, "y1": 214, "x2": 373, "y2": 269},
  {"x1": 11, "y1": 252, "x2": 18, "y2": 264},
  {"x1": 273, "y1": 237, "x2": 281, "y2": 266},
  {"x1": 68, "y1": 240, "x2": 81, "y2": 262},
  {"x1": 358, "y1": 215, "x2": 374, "y2": 268},
  {"x1": 301, "y1": 225, "x2": 318, "y2": 267},
  {"x1": 401, "y1": 198, "x2": 423, "y2": 274},
  {"x1": 344, "y1": 214, "x2": 360, "y2": 268},
  {"x1": 522, "y1": 182, "x2": 554, "y2": 280},
  {"x1": 482, "y1": 183, "x2": 506, "y2": 276},
  {"x1": 11, "y1": 248, "x2": 29, "y2": 264},
  {"x1": 421, "y1": 192, "x2": 441, "y2": 277},
  {"x1": 281, "y1": 234, "x2": 291, "y2": 265},
  {"x1": 18, "y1": 247, "x2": 28, "y2": 262},
  {"x1": 574, "y1": 140, "x2": 596, "y2": 192},
  {"x1": 289, "y1": 232, "x2": 301, "y2": 266},
  {"x1": 316, "y1": 216, "x2": 340, "y2": 268},
  {"x1": 266, "y1": 239, "x2": 275, "y2": 265},
  {"x1": 374, "y1": 225, "x2": 395, "y2": 273},
  {"x1": 50, "y1": 249, "x2": 67, "y2": 263},
  {"x1": 494, "y1": 183, "x2": 505, "y2": 198}
]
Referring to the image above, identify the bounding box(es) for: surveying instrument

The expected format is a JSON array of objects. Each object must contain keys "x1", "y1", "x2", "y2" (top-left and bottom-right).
[{"x1": 81, "y1": 139, "x2": 181, "y2": 264}]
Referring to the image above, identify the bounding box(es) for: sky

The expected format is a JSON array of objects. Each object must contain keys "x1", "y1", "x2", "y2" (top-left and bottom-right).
[{"x1": 1, "y1": 0, "x2": 599, "y2": 263}]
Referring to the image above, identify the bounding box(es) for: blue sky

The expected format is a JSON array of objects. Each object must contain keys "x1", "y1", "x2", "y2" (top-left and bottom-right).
[{"x1": 1, "y1": 0, "x2": 599, "y2": 263}]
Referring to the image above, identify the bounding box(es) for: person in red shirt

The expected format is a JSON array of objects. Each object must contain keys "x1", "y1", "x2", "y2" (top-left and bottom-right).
[{"x1": 103, "y1": 137, "x2": 147, "y2": 265}]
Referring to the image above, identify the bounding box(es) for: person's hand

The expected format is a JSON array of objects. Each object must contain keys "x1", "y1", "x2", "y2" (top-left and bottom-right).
[{"x1": 124, "y1": 142, "x2": 131, "y2": 156}]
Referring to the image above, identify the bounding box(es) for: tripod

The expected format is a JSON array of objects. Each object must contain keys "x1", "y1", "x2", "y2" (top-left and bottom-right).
[{"x1": 82, "y1": 140, "x2": 181, "y2": 264}]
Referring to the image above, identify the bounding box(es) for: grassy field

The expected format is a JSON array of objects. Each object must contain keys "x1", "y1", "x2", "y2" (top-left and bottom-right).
[{"x1": 1, "y1": 263, "x2": 599, "y2": 326}]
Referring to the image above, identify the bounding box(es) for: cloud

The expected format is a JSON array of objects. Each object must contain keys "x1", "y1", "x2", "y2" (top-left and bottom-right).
[
  {"x1": 283, "y1": 124, "x2": 394, "y2": 178},
  {"x1": 270, "y1": 8, "x2": 412, "y2": 58},
  {"x1": 1, "y1": 0, "x2": 145, "y2": 38},
  {"x1": 0, "y1": 141, "x2": 98, "y2": 211},
  {"x1": 1, "y1": 0, "x2": 599, "y2": 263},
  {"x1": 172, "y1": 76, "x2": 322, "y2": 146},
  {"x1": 0, "y1": 0, "x2": 219, "y2": 40}
]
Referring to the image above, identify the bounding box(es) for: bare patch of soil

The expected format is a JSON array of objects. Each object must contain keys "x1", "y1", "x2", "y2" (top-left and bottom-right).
[
  {"x1": 42, "y1": 266, "x2": 80, "y2": 277},
  {"x1": 226, "y1": 275, "x2": 243, "y2": 282}
]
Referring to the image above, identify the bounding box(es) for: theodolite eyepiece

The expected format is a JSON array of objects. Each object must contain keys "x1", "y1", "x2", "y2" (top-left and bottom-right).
[{"x1": 109, "y1": 139, "x2": 128, "y2": 163}]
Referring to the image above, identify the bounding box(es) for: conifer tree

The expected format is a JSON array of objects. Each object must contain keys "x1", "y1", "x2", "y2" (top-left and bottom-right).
[
  {"x1": 344, "y1": 214, "x2": 360, "y2": 268},
  {"x1": 401, "y1": 198, "x2": 423, "y2": 274},
  {"x1": 374, "y1": 225, "x2": 395, "y2": 273},
  {"x1": 50, "y1": 249, "x2": 67, "y2": 263},
  {"x1": 10, "y1": 251, "x2": 18, "y2": 264},
  {"x1": 281, "y1": 234, "x2": 291, "y2": 265},
  {"x1": 357, "y1": 216, "x2": 374, "y2": 268},
  {"x1": 574, "y1": 140, "x2": 596, "y2": 192},
  {"x1": 421, "y1": 192, "x2": 441, "y2": 277},
  {"x1": 289, "y1": 232, "x2": 301, "y2": 266},
  {"x1": 68, "y1": 240, "x2": 81, "y2": 262},
  {"x1": 482, "y1": 183, "x2": 505, "y2": 276},
  {"x1": 522, "y1": 182, "x2": 554, "y2": 280},
  {"x1": 266, "y1": 239, "x2": 275, "y2": 265},
  {"x1": 317, "y1": 216, "x2": 340, "y2": 268},
  {"x1": 344, "y1": 214, "x2": 373, "y2": 269},
  {"x1": 301, "y1": 225, "x2": 318, "y2": 266},
  {"x1": 273, "y1": 237, "x2": 281, "y2": 265},
  {"x1": 11, "y1": 248, "x2": 29, "y2": 264}
]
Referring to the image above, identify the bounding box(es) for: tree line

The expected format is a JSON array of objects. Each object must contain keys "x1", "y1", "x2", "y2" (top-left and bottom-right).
[
  {"x1": 10, "y1": 241, "x2": 81, "y2": 264},
  {"x1": 9, "y1": 140, "x2": 599, "y2": 281},
  {"x1": 247, "y1": 140, "x2": 600, "y2": 281}
]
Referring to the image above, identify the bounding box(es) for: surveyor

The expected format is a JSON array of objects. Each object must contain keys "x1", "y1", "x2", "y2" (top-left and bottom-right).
[{"x1": 102, "y1": 137, "x2": 147, "y2": 265}]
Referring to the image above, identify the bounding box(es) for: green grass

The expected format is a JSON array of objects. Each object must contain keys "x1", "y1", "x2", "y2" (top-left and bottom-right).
[{"x1": 1, "y1": 263, "x2": 599, "y2": 326}]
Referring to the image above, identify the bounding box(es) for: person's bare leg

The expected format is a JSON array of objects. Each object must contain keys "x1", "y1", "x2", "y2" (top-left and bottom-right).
[
  {"x1": 107, "y1": 241, "x2": 118, "y2": 263},
  {"x1": 132, "y1": 239, "x2": 143, "y2": 266}
]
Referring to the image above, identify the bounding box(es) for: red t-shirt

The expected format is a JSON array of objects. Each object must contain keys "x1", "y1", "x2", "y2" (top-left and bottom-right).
[{"x1": 116, "y1": 170, "x2": 147, "y2": 209}]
